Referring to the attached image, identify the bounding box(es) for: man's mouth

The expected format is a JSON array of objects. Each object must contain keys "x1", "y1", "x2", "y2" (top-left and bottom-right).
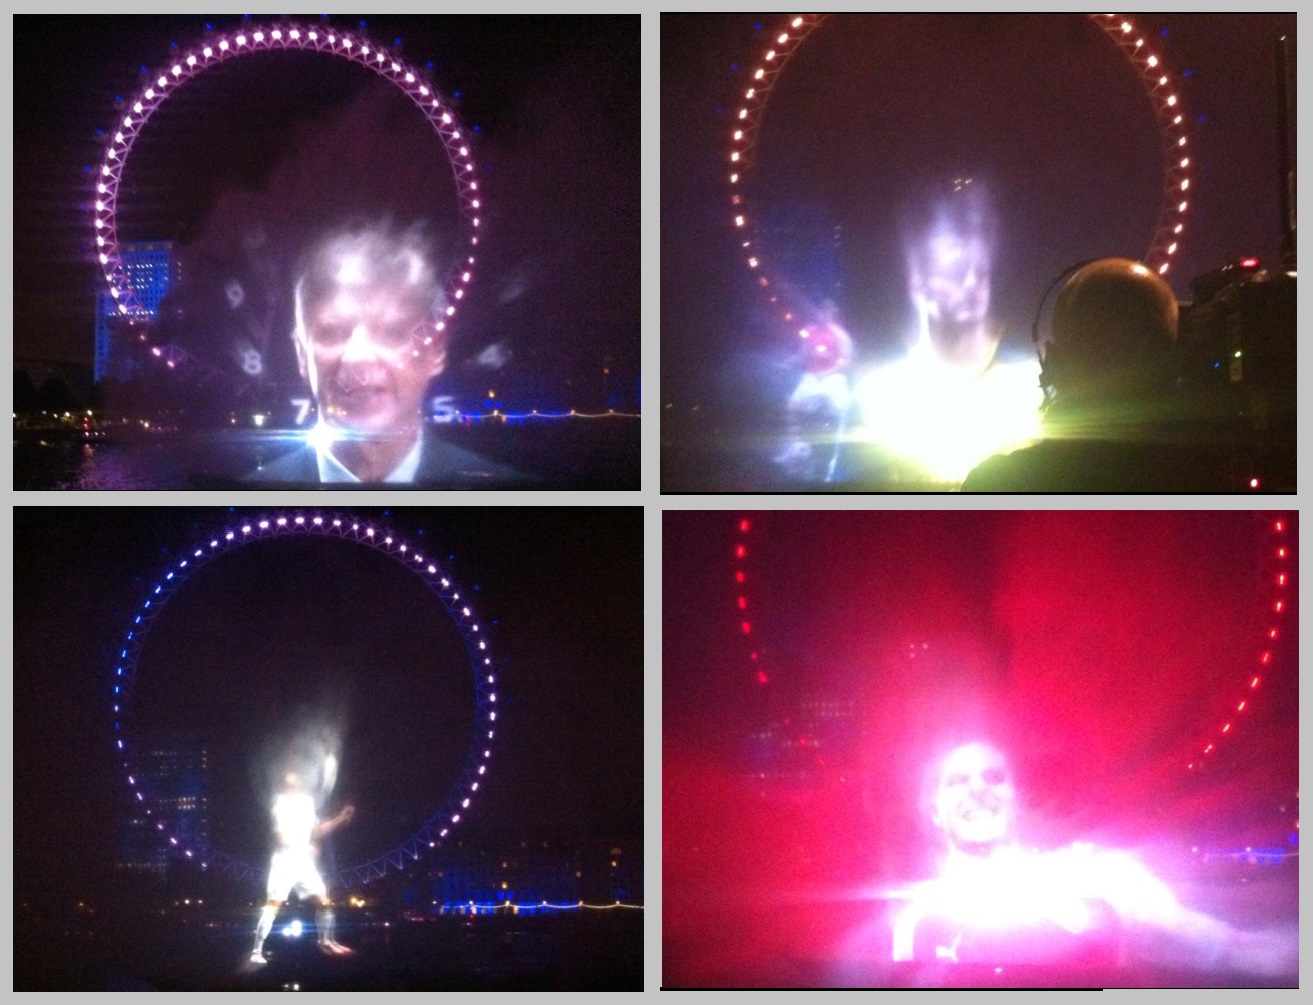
[{"x1": 960, "y1": 806, "x2": 997, "y2": 822}]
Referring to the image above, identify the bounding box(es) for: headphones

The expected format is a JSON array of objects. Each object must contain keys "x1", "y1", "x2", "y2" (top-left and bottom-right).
[{"x1": 1032, "y1": 260, "x2": 1097, "y2": 406}]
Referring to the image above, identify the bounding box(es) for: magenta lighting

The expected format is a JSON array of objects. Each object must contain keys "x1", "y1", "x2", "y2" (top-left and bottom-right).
[
  {"x1": 112, "y1": 512, "x2": 499, "y2": 889},
  {"x1": 727, "y1": 13, "x2": 1195, "y2": 338},
  {"x1": 92, "y1": 22, "x2": 482, "y2": 353},
  {"x1": 1185, "y1": 517, "x2": 1290, "y2": 772}
]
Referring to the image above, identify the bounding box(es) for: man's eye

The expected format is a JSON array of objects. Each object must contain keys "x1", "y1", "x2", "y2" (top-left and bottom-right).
[
  {"x1": 982, "y1": 769, "x2": 1006, "y2": 785},
  {"x1": 945, "y1": 773, "x2": 968, "y2": 787}
]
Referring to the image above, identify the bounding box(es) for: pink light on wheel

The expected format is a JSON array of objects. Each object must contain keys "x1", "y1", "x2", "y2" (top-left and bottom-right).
[
  {"x1": 727, "y1": 13, "x2": 1195, "y2": 333},
  {"x1": 92, "y1": 21, "x2": 482, "y2": 360}
]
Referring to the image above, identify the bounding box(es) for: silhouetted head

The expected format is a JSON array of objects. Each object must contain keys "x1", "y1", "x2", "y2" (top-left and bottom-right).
[{"x1": 1043, "y1": 258, "x2": 1178, "y2": 405}]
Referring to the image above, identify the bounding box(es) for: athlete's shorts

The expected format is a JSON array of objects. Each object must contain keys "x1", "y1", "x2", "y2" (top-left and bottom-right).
[{"x1": 266, "y1": 846, "x2": 328, "y2": 903}]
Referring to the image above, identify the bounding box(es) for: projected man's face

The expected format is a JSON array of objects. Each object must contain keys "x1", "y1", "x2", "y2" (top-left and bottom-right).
[
  {"x1": 297, "y1": 239, "x2": 446, "y2": 436},
  {"x1": 906, "y1": 181, "x2": 998, "y2": 369},
  {"x1": 916, "y1": 230, "x2": 991, "y2": 327},
  {"x1": 932, "y1": 743, "x2": 1015, "y2": 850}
]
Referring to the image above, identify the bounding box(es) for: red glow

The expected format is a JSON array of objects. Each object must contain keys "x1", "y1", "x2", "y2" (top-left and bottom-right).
[
  {"x1": 736, "y1": 572, "x2": 745, "y2": 583},
  {"x1": 1277, "y1": 574, "x2": 1286, "y2": 585},
  {"x1": 737, "y1": 597, "x2": 748, "y2": 609},
  {"x1": 1275, "y1": 521, "x2": 1285, "y2": 532},
  {"x1": 1222, "y1": 723, "x2": 1231, "y2": 733},
  {"x1": 1269, "y1": 629, "x2": 1279, "y2": 639},
  {"x1": 1251, "y1": 676, "x2": 1261, "y2": 688},
  {"x1": 1275, "y1": 601, "x2": 1284, "y2": 613},
  {"x1": 749, "y1": 652, "x2": 758, "y2": 660},
  {"x1": 735, "y1": 545, "x2": 747, "y2": 559},
  {"x1": 1276, "y1": 548, "x2": 1286, "y2": 559},
  {"x1": 1260, "y1": 651, "x2": 1271, "y2": 664},
  {"x1": 756, "y1": 670, "x2": 769, "y2": 684},
  {"x1": 1240, "y1": 257, "x2": 1260, "y2": 269},
  {"x1": 741, "y1": 621, "x2": 752, "y2": 634},
  {"x1": 739, "y1": 519, "x2": 752, "y2": 533},
  {"x1": 1205, "y1": 744, "x2": 1214, "y2": 753},
  {"x1": 1250, "y1": 478, "x2": 1261, "y2": 490},
  {"x1": 1237, "y1": 701, "x2": 1246, "y2": 712}
]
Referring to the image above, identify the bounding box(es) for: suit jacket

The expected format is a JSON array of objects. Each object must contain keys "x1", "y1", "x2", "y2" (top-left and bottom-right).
[{"x1": 244, "y1": 432, "x2": 525, "y2": 488}]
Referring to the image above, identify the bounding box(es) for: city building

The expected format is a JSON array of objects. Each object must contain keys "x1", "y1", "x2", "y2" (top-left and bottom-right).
[
  {"x1": 94, "y1": 241, "x2": 175, "y2": 384},
  {"x1": 116, "y1": 731, "x2": 208, "y2": 880}
]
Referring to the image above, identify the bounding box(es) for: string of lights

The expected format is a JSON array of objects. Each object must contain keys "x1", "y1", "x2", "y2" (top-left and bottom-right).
[
  {"x1": 112, "y1": 512, "x2": 498, "y2": 889},
  {"x1": 93, "y1": 20, "x2": 481, "y2": 361},
  {"x1": 731, "y1": 514, "x2": 1293, "y2": 774},
  {"x1": 726, "y1": 13, "x2": 1193, "y2": 338},
  {"x1": 731, "y1": 516, "x2": 767, "y2": 688},
  {"x1": 452, "y1": 410, "x2": 641, "y2": 422},
  {"x1": 1186, "y1": 515, "x2": 1291, "y2": 772},
  {"x1": 440, "y1": 900, "x2": 643, "y2": 913}
]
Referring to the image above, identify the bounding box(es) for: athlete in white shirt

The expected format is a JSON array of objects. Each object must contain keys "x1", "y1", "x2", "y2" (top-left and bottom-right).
[{"x1": 251, "y1": 771, "x2": 355, "y2": 964}]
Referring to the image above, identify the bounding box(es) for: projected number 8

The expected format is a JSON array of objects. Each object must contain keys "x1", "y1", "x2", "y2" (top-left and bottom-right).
[
  {"x1": 92, "y1": 21, "x2": 483, "y2": 365},
  {"x1": 110, "y1": 513, "x2": 499, "y2": 888}
]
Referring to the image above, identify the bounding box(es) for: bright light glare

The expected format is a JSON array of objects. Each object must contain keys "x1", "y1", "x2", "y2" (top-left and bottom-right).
[{"x1": 853, "y1": 354, "x2": 1043, "y2": 484}]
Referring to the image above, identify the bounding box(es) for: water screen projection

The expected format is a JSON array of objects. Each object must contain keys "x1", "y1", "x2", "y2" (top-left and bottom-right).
[
  {"x1": 111, "y1": 514, "x2": 499, "y2": 963},
  {"x1": 714, "y1": 13, "x2": 1197, "y2": 488},
  {"x1": 69, "y1": 16, "x2": 639, "y2": 488},
  {"x1": 662, "y1": 511, "x2": 1297, "y2": 988}
]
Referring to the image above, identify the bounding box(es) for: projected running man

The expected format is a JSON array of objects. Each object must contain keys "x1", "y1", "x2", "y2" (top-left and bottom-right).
[
  {"x1": 889, "y1": 742, "x2": 1295, "y2": 976},
  {"x1": 250, "y1": 771, "x2": 356, "y2": 964}
]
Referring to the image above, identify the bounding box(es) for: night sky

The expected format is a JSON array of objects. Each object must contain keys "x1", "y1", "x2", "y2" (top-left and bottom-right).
[
  {"x1": 14, "y1": 15, "x2": 639, "y2": 400},
  {"x1": 661, "y1": 13, "x2": 1296, "y2": 427},
  {"x1": 663, "y1": 511, "x2": 1298, "y2": 981},
  {"x1": 14, "y1": 507, "x2": 643, "y2": 907}
]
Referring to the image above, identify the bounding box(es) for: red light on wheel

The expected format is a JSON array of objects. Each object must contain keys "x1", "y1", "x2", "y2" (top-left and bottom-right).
[
  {"x1": 741, "y1": 621, "x2": 752, "y2": 634},
  {"x1": 1239, "y1": 257, "x2": 1260, "y2": 269},
  {"x1": 757, "y1": 671, "x2": 769, "y2": 685},
  {"x1": 739, "y1": 519, "x2": 751, "y2": 533},
  {"x1": 735, "y1": 572, "x2": 745, "y2": 583},
  {"x1": 737, "y1": 597, "x2": 747, "y2": 609},
  {"x1": 735, "y1": 545, "x2": 746, "y2": 559}
]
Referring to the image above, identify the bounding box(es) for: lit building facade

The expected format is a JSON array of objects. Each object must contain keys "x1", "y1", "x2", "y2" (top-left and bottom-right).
[
  {"x1": 117, "y1": 731, "x2": 208, "y2": 879},
  {"x1": 94, "y1": 241, "x2": 175, "y2": 383}
]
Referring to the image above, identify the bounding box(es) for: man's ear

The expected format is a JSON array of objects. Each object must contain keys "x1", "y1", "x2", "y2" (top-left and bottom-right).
[{"x1": 294, "y1": 330, "x2": 309, "y2": 381}]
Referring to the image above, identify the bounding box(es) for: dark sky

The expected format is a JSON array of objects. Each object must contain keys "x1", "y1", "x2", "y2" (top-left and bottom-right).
[
  {"x1": 14, "y1": 15, "x2": 639, "y2": 396},
  {"x1": 665, "y1": 510, "x2": 1298, "y2": 891},
  {"x1": 14, "y1": 506, "x2": 643, "y2": 904},
  {"x1": 661, "y1": 13, "x2": 1296, "y2": 416}
]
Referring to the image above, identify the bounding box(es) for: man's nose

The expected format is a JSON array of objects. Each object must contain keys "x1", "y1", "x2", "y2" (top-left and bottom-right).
[{"x1": 340, "y1": 323, "x2": 379, "y2": 362}]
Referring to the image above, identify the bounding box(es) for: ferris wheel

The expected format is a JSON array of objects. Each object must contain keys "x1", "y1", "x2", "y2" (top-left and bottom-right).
[{"x1": 111, "y1": 512, "x2": 499, "y2": 888}]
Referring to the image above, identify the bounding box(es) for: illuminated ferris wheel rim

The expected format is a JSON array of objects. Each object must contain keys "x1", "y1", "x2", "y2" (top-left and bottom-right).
[
  {"x1": 93, "y1": 20, "x2": 483, "y2": 347},
  {"x1": 111, "y1": 511, "x2": 500, "y2": 890},
  {"x1": 732, "y1": 513, "x2": 1290, "y2": 773},
  {"x1": 728, "y1": 13, "x2": 1194, "y2": 336}
]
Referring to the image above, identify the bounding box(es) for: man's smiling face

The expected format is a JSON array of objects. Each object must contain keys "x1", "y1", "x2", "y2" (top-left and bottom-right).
[{"x1": 932, "y1": 742, "x2": 1015, "y2": 851}]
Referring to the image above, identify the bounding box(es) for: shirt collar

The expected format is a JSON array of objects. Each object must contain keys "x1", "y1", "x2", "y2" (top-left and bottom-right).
[{"x1": 316, "y1": 434, "x2": 424, "y2": 484}]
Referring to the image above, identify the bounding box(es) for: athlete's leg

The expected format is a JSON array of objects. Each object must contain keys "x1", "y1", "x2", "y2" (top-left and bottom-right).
[{"x1": 252, "y1": 900, "x2": 282, "y2": 962}]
